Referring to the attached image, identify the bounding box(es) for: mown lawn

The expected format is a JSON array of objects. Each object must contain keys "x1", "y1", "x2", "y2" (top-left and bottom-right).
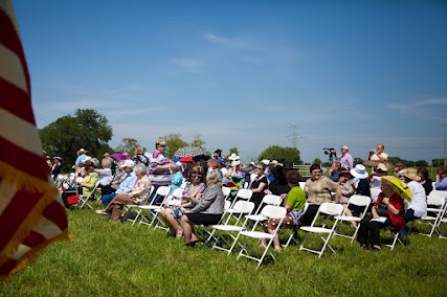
[{"x1": 1, "y1": 209, "x2": 446, "y2": 297}]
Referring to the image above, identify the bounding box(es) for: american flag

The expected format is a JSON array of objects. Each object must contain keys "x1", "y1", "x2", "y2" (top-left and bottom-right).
[{"x1": 0, "y1": 0, "x2": 68, "y2": 276}]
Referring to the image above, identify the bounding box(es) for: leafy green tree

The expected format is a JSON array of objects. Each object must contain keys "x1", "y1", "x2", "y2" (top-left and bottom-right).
[
  {"x1": 228, "y1": 147, "x2": 239, "y2": 156},
  {"x1": 432, "y1": 159, "x2": 445, "y2": 167},
  {"x1": 40, "y1": 109, "x2": 113, "y2": 171},
  {"x1": 115, "y1": 138, "x2": 139, "y2": 156},
  {"x1": 258, "y1": 145, "x2": 302, "y2": 166},
  {"x1": 190, "y1": 135, "x2": 206, "y2": 149},
  {"x1": 312, "y1": 158, "x2": 322, "y2": 165},
  {"x1": 163, "y1": 134, "x2": 188, "y2": 159}
]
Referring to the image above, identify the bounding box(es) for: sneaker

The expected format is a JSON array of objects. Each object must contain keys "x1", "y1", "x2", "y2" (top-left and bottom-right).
[{"x1": 95, "y1": 210, "x2": 107, "y2": 216}]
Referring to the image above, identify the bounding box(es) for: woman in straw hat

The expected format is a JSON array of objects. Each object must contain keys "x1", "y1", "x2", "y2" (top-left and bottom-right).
[
  {"x1": 356, "y1": 176, "x2": 406, "y2": 250},
  {"x1": 398, "y1": 168, "x2": 427, "y2": 222}
]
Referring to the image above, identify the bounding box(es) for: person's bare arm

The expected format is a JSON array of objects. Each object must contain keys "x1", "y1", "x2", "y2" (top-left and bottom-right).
[{"x1": 252, "y1": 182, "x2": 267, "y2": 193}]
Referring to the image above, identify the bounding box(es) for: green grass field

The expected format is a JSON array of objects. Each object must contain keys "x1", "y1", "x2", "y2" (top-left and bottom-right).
[{"x1": 1, "y1": 209, "x2": 447, "y2": 297}]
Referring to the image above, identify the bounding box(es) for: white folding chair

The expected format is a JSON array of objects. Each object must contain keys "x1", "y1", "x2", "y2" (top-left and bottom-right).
[
  {"x1": 299, "y1": 182, "x2": 305, "y2": 190},
  {"x1": 245, "y1": 194, "x2": 282, "y2": 223},
  {"x1": 235, "y1": 206, "x2": 287, "y2": 269},
  {"x1": 152, "y1": 187, "x2": 185, "y2": 230},
  {"x1": 137, "y1": 186, "x2": 170, "y2": 227},
  {"x1": 124, "y1": 185, "x2": 154, "y2": 225},
  {"x1": 222, "y1": 186, "x2": 231, "y2": 199},
  {"x1": 335, "y1": 195, "x2": 371, "y2": 242},
  {"x1": 229, "y1": 189, "x2": 253, "y2": 208},
  {"x1": 79, "y1": 181, "x2": 100, "y2": 209},
  {"x1": 418, "y1": 191, "x2": 447, "y2": 238},
  {"x1": 209, "y1": 201, "x2": 255, "y2": 254},
  {"x1": 299, "y1": 203, "x2": 344, "y2": 258}
]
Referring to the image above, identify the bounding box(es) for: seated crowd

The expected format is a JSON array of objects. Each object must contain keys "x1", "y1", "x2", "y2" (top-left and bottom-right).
[{"x1": 47, "y1": 141, "x2": 447, "y2": 252}]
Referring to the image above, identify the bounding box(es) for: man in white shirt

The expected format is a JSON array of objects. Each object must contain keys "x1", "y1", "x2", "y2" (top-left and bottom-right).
[{"x1": 370, "y1": 144, "x2": 389, "y2": 163}]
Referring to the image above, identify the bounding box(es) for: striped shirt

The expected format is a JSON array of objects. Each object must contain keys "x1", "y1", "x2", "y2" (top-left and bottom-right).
[{"x1": 147, "y1": 150, "x2": 172, "y2": 186}]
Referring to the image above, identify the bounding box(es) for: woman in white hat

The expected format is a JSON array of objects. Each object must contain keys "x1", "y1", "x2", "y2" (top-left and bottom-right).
[{"x1": 350, "y1": 164, "x2": 371, "y2": 197}]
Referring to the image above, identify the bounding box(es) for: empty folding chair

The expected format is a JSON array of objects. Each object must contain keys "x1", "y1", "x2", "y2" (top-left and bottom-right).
[
  {"x1": 299, "y1": 203, "x2": 344, "y2": 258},
  {"x1": 418, "y1": 191, "x2": 447, "y2": 238},
  {"x1": 335, "y1": 195, "x2": 371, "y2": 242},
  {"x1": 246, "y1": 194, "x2": 282, "y2": 223},
  {"x1": 235, "y1": 206, "x2": 287, "y2": 269},
  {"x1": 79, "y1": 181, "x2": 100, "y2": 209},
  {"x1": 229, "y1": 189, "x2": 252, "y2": 208},
  {"x1": 153, "y1": 187, "x2": 184, "y2": 230},
  {"x1": 137, "y1": 186, "x2": 170, "y2": 227},
  {"x1": 209, "y1": 201, "x2": 255, "y2": 254},
  {"x1": 222, "y1": 186, "x2": 231, "y2": 200}
]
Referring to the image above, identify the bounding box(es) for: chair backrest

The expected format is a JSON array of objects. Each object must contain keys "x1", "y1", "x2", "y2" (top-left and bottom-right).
[
  {"x1": 156, "y1": 186, "x2": 170, "y2": 197},
  {"x1": 262, "y1": 194, "x2": 282, "y2": 206},
  {"x1": 222, "y1": 186, "x2": 231, "y2": 198},
  {"x1": 224, "y1": 200, "x2": 231, "y2": 210},
  {"x1": 347, "y1": 195, "x2": 371, "y2": 207},
  {"x1": 261, "y1": 205, "x2": 287, "y2": 220},
  {"x1": 232, "y1": 200, "x2": 255, "y2": 214},
  {"x1": 236, "y1": 189, "x2": 253, "y2": 200},
  {"x1": 171, "y1": 188, "x2": 184, "y2": 199},
  {"x1": 299, "y1": 182, "x2": 305, "y2": 190},
  {"x1": 427, "y1": 192, "x2": 446, "y2": 207},
  {"x1": 318, "y1": 203, "x2": 344, "y2": 216}
]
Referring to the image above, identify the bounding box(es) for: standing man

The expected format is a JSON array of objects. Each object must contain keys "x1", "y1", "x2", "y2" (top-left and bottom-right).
[
  {"x1": 146, "y1": 138, "x2": 173, "y2": 204},
  {"x1": 339, "y1": 145, "x2": 354, "y2": 170},
  {"x1": 371, "y1": 144, "x2": 389, "y2": 163}
]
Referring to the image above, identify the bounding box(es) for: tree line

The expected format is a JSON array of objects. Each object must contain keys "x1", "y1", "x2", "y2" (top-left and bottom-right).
[{"x1": 39, "y1": 109, "x2": 302, "y2": 172}]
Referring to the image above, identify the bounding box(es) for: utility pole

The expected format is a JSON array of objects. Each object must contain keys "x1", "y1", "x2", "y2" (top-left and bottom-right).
[{"x1": 287, "y1": 123, "x2": 300, "y2": 149}]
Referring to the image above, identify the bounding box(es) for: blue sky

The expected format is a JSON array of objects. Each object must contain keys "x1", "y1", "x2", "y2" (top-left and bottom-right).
[{"x1": 14, "y1": 0, "x2": 447, "y2": 162}]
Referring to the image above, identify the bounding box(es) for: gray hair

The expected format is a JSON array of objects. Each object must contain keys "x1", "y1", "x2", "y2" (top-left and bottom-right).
[
  {"x1": 206, "y1": 169, "x2": 222, "y2": 186},
  {"x1": 134, "y1": 164, "x2": 147, "y2": 175}
]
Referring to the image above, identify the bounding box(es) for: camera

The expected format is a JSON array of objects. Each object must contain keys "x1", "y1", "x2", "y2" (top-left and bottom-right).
[{"x1": 323, "y1": 147, "x2": 337, "y2": 163}]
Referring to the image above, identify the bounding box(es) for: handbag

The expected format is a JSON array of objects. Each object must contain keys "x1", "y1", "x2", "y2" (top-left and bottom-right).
[{"x1": 66, "y1": 195, "x2": 80, "y2": 206}]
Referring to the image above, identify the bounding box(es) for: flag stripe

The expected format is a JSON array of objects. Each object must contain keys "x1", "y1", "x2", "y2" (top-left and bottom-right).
[
  {"x1": 0, "y1": 8, "x2": 30, "y2": 92},
  {"x1": 0, "y1": 78, "x2": 35, "y2": 124},
  {"x1": 0, "y1": 109, "x2": 43, "y2": 156},
  {"x1": 41, "y1": 201, "x2": 68, "y2": 231},
  {"x1": 0, "y1": 137, "x2": 48, "y2": 181},
  {"x1": 0, "y1": 44, "x2": 27, "y2": 92},
  {"x1": 0, "y1": 179, "x2": 17, "y2": 214},
  {"x1": 0, "y1": 190, "x2": 41, "y2": 250}
]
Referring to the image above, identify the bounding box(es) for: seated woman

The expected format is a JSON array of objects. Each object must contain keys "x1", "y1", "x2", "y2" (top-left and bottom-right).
[
  {"x1": 96, "y1": 157, "x2": 113, "y2": 188},
  {"x1": 100, "y1": 160, "x2": 137, "y2": 206},
  {"x1": 97, "y1": 164, "x2": 151, "y2": 223},
  {"x1": 434, "y1": 167, "x2": 447, "y2": 191},
  {"x1": 356, "y1": 177, "x2": 405, "y2": 250},
  {"x1": 327, "y1": 161, "x2": 342, "y2": 182},
  {"x1": 79, "y1": 160, "x2": 99, "y2": 199},
  {"x1": 160, "y1": 166, "x2": 206, "y2": 238},
  {"x1": 249, "y1": 163, "x2": 269, "y2": 210},
  {"x1": 398, "y1": 168, "x2": 427, "y2": 222},
  {"x1": 417, "y1": 167, "x2": 433, "y2": 196},
  {"x1": 180, "y1": 170, "x2": 225, "y2": 246},
  {"x1": 264, "y1": 170, "x2": 306, "y2": 252},
  {"x1": 301, "y1": 163, "x2": 341, "y2": 226}
]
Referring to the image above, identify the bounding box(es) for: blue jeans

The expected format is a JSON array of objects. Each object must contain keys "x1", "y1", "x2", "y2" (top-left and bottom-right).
[{"x1": 101, "y1": 192, "x2": 116, "y2": 207}]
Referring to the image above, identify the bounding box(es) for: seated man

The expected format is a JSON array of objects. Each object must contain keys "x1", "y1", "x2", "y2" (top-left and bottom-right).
[
  {"x1": 97, "y1": 164, "x2": 151, "y2": 223},
  {"x1": 100, "y1": 160, "x2": 137, "y2": 207}
]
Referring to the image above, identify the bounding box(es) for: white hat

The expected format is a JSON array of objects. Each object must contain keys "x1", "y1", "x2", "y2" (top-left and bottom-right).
[
  {"x1": 261, "y1": 159, "x2": 270, "y2": 165},
  {"x1": 350, "y1": 164, "x2": 368, "y2": 179},
  {"x1": 231, "y1": 160, "x2": 241, "y2": 166},
  {"x1": 119, "y1": 159, "x2": 135, "y2": 169},
  {"x1": 228, "y1": 153, "x2": 240, "y2": 161},
  {"x1": 271, "y1": 160, "x2": 279, "y2": 165},
  {"x1": 342, "y1": 145, "x2": 349, "y2": 150}
]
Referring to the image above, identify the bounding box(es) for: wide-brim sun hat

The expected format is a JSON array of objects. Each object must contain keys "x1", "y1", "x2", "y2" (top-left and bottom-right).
[
  {"x1": 228, "y1": 153, "x2": 240, "y2": 161},
  {"x1": 350, "y1": 164, "x2": 368, "y2": 179},
  {"x1": 231, "y1": 160, "x2": 241, "y2": 166},
  {"x1": 381, "y1": 176, "x2": 413, "y2": 201},
  {"x1": 398, "y1": 168, "x2": 421, "y2": 182},
  {"x1": 261, "y1": 159, "x2": 270, "y2": 166}
]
